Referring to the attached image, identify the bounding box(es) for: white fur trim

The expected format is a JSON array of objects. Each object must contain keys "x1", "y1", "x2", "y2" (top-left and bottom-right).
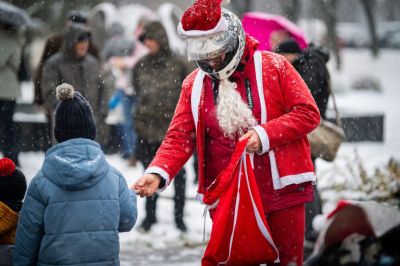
[
  {"x1": 269, "y1": 151, "x2": 281, "y2": 189},
  {"x1": 177, "y1": 16, "x2": 228, "y2": 38},
  {"x1": 269, "y1": 150, "x2": 316, "y2": 189},
  {"x1": 280, "y1": 172, "x2": 316, "y2": 189},
  {"x1": 191, "y1": 71, "x2": 205, "y2": 131},
  {"x1": 313, "y1": 214, "x2": 328, "y2": 232},
  {"x1": 254, "y1": 51, "x2": 267, "y2": 124},
  {"x1": 144, "y1": 166, "x2": 171, "y2": 191},
  {"x1": 253, "y1": 125, "x2": 270, "y2": 154}
]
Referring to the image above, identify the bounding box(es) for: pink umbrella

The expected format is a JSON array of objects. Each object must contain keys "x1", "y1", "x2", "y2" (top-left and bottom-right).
[{"x1": 242, "y1": 12, "x2": 308, "y2": 51}]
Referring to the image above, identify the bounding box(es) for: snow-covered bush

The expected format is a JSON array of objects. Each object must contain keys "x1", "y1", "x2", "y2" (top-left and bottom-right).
[
  {"x1": 319, "y1": 149, "x2": 400, "y2": 209},
  {"x1": 351, "y1": 75, "x2": 383, "y2": 92}
]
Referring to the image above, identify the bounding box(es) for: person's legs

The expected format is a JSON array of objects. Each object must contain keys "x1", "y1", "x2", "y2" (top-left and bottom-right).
[
  {"x1": 142, "y1": 193, "x2": 158, "y2": 231},
  {"x1": 305, "y1": 157, "x2": 322, "y2": 242},
  {"x1": 305, "y1": 184, "x2": 322, "y2": 241},
  {"x1": 267, "y1": 204, "x2": 305, "y2": 266},
  {"x1": 0, "y1": 100, "x2": 19, "y2": 165},
  {"x1": 174, "y1": 169, "x2": 187, "y2": 232},
  {"x1": 120, "y1": 93, "x2": 138, "y2": 165},
  {"x1": 138, "y1": 138, "x2": 161, "y2": 231}
]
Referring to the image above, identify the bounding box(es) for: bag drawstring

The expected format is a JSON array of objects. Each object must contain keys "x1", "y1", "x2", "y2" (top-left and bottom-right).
[
  {"x1": 202, "y1": 199, "x2": 220, "y2": 242},
  {"x1": 203, "y1": 205, "x2": 209, "y2": 242}
]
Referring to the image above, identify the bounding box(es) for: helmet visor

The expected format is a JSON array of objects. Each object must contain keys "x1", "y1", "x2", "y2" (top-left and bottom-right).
[{"x1": 186, "y1": 30, "x2": 238, "y2": 61}]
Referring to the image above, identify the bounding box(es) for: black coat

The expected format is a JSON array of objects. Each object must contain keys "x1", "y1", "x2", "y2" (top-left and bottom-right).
[{"x1": 292, "y1": 48, "x2": 330, "y2": 119}]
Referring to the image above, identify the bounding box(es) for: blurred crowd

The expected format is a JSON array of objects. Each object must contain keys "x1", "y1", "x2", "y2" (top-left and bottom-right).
[
  {"x1": 0, "y1": 6, "x2": 194, "y2": 233},
  {"x1": 1, "y1": 2, "x2": 331, "y2": 251}
]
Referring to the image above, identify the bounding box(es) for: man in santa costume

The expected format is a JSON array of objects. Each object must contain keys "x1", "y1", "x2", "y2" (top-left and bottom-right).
[{"x1": 133, "y1": 0, "x2": 320, "y2": 265}]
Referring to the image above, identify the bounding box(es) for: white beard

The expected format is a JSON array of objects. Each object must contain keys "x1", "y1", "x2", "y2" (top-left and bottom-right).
[{"x1": 216, "y1": 79, "x2": 257, "y2": 138}]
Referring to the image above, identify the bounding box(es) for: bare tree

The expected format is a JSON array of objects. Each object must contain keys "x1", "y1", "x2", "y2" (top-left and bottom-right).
[
  {"x1": 313, "y1": 0, "x2": 341, "y2": 70},
  {"x1": 230, "y1": 0, "x2": 253, "y2": 18},
  {"x1": 279, "y1": 0, "x2": 300, "y2": 23},
  {"x1": 359, "y1": 0, "x2": 379, "y2": 57}
]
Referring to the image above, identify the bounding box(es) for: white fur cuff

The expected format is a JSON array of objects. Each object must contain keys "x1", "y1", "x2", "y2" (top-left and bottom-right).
[
  {"x1": 144, "y1": 166, "x2": 171, "y2": 191},
  {"x1": 253, "y1": 125, "x2": 270, "y2": 154}
]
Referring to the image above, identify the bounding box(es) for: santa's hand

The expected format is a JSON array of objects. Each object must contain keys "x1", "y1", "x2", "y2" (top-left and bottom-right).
[
  {"x1": 132, "y1": 174, "x2": 162, "y2": 197},
  {"x1": 240, "y1": 130, "x2": 262, "y2": 153}
]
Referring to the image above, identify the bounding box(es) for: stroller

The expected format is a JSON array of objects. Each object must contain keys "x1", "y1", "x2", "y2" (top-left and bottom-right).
[{"x1": 304, "y1": 200, "x2": 400, "y2": 266}]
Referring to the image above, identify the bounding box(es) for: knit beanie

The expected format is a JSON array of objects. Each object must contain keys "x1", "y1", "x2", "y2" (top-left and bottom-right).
[
  {"x1": 54, "y1": 83, "x2": 96, "y2": 143},
  {"x1": 0, "y1": 158, "x2": 27, "y2": 201},
  {"x1": 274, "y1": 38, "x2": 302, "y2": 54}
]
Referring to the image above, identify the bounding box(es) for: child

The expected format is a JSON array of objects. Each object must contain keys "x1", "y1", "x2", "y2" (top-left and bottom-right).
[
  {"x1": 0, "y1": 158, "x2": 27, "y2": 266},
  {"x1": 13, "y1": 83, "x2": 137, "y2": 265}
]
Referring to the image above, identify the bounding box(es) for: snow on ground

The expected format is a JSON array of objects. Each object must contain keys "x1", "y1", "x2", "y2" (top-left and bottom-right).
[
  {"x1": 11, "y1": 48, "x2": 400, "y2": 265},
  {"x1": 318, "y1": 48, "x2": 400, "y2": 212}
]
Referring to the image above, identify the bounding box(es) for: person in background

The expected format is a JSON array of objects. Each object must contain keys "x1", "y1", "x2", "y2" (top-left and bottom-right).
[
  {"x1": 34, "y1": 10, "x2": 99, "y2": 107},
  {"x1": 269, "y1": 29, "x2": 291, "y2": 52},
  {"x1": 34, "y1": 10, "x2": 100, "y2": 149},
  {"x1": 133, "y1": 21, "x2": 189, "y2": 232},
  {"x1": 275, "y1": 38, "x2": 330, "y2": 120},
  {"x1": 0, "y1": 158, "x2": 27, "y2": 266},
  {"x1": 133, "y1": 0, "x2": 320, "y2": 264},
  {"x1": 0, "y1": 22, "x2": 25, "y2": 166},
  {"x1": 40, "y1": 22, "x2": 110, "y2": 147},
  {"x1": 102, "y1": 22, "x2": 138, "y2": 166},
  {"x1": 275, "y1": 38, "x2": 331, "y2": 244},
  {"x1": 13, "y1": 83, "x2": 137, "y2": 265}
]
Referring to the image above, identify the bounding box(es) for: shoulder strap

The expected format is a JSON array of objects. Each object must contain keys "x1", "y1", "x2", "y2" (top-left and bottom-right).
[{"x1": 327, "y1": 81, "x2": 342, "y2": 126}]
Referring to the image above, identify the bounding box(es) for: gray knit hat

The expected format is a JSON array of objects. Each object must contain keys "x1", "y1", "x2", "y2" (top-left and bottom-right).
[{"x1": 54, "y1": 83, "x2": 96, "y2": 143}]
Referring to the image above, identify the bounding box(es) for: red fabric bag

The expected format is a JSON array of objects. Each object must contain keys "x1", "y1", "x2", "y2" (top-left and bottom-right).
[{"x1": 202, "y1": 138, "x2": 279, "y2": 266}]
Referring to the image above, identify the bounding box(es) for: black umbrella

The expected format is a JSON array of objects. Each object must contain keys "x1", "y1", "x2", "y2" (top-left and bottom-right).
[{"x1": 0, "y1": 1, "x2": 32, "y2": 28}]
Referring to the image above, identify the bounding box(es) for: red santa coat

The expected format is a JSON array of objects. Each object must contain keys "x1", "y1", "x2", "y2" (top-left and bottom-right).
[{"x1": 145, "y1": 36, "x2": 320, "y2": 211}]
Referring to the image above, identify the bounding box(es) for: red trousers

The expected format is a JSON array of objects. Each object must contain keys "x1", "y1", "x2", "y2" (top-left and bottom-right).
[{"x1": 266, "y1": 204, "x2": 305, "y2": 266}]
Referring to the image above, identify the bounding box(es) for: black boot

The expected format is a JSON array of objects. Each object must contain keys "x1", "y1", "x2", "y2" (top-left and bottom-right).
[
  {"x1": 175, "y1": 218, "x2": 187, "y2": 233},
  {"x1": 140, "y1": 195, "x2": 158, "y2": 232},
  {"x1": 140, "y1": 216, "x2": 157, "y2": 232}
]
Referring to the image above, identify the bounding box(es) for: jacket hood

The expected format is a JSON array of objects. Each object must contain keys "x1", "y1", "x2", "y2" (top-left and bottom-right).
[
  {"x1": 139, "y1": 21, "x2": 170, "y2": 55},
  {"x1": 42, "y1": 138, "x2": 109, "y2": 190},
  {"x1": 63, "y1": 23, "x2": 91, "y2": 60}
]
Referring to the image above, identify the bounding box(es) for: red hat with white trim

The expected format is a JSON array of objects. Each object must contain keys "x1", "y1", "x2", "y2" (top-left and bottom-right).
[{"x1": 177, "y1": 0, "x2": 246, "y2": 80}]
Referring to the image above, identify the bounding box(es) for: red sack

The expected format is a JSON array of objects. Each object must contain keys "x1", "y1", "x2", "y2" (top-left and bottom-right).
[{"x1": 202, "y1": 138, "x2": 279, "y2": 266}]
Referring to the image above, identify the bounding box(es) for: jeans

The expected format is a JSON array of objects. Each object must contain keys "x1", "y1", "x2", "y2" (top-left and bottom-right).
[
  {"x1": 0, "y1": 100, "x2": 19, "y2": 165},
  {"x1": 113, "y1": 89, "x2": 137, "y2": 159}
]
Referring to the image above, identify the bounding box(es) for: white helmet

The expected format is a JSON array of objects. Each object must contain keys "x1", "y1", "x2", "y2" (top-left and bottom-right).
[{"x1": 178, "y1": 8, "x2": 246, "y2": 80}]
